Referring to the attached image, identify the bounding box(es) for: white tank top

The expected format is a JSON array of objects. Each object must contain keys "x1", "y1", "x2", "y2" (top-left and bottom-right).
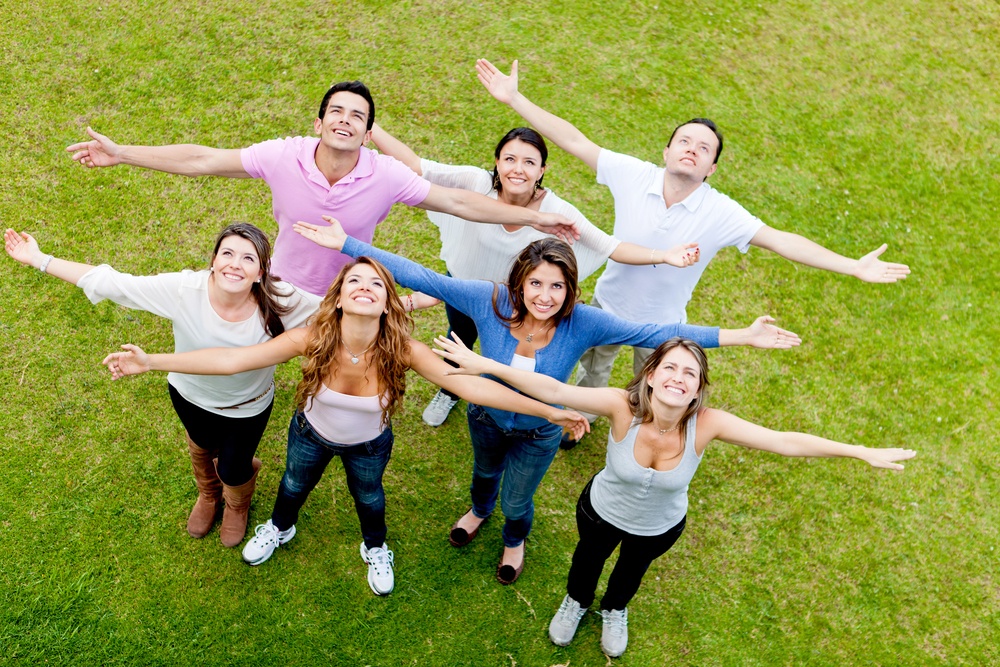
[{"x1": 303, "y1": 385, "x2": 386, "y2": 445}]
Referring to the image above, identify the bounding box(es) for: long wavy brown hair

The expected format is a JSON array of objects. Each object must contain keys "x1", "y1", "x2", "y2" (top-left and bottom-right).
[
  {"x1": 294, "y1": 257, "x2": 413, "y2": 427},
  {"x1": 625, "y1": 337, "x2": 710, "y2": 443}
]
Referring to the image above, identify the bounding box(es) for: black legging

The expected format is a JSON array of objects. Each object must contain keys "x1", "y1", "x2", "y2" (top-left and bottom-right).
[{"x1": 439, "y1": 298, "x2": 480, "y2": 400}]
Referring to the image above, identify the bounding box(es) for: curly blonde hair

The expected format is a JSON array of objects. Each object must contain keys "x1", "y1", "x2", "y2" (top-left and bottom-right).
[{"x1": 294, "y1": 257, "x2": 413, "y2": 427}]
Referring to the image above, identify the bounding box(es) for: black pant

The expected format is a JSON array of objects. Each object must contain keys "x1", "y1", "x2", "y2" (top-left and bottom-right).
[
  {"x1": 566, "y1": 479, "x2": 686, "y2": 611},
  {"x1": 439, "y1": 297, "x2": 480, "y2": 400},
  {"x1": 168, "y1": 384, "x2": 272, "y2": 486}
]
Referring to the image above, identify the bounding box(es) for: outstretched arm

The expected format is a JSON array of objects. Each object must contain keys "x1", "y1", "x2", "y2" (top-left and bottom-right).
[
  {"x1": 416, "y1": 182, "x2": 580, "y2": 244},
  {"x1": 408, "y1": 340, "x2": 590, "y2": 440},
  {"x1": 5, "y1": 229, "x2": 95, "y2": 285},
  {"x1": 66, "y1": 127, "x2": 249, "y2": 178},
  {"x1": 369, "y1": 124, "x2": 423, "y2": 175},
  {"x1": 610, "y1": 241, "x2": 701, "y2": 268},
  {"x1": 700, "y1": 408, "x2": 916, "y2": 470},
  {"x1": 432, "y1": 332, "x2": 624, "y2": 419},
  {"x1": 750, "y1": 226, "x2": 910, "y2": 283},
  {"x1": 475, "y1": 59, "x2": 603, "y2": 171},
  {"x1": 718, "y1": 316, "x2": 802, "y2": 349},
  {"x1": 102, "y1": 328, "x2": 310, "y2": 379}
]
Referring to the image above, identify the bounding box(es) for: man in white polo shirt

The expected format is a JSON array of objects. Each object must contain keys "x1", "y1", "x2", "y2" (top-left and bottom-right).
[{"x1": 475, "y1": 59, "x2": 910, "y2": 446}]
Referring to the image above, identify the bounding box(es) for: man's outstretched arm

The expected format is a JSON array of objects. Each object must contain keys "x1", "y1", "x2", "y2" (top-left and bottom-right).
[
  {"x1": 67, "y1": 127, "x2": 250, "y2": 178},
  {"x1": 476, "y1": 59, "x2": 602, "y2": 171},
  {"x1": 750, "y1": 225, "x2": 911, "y2": 283}
]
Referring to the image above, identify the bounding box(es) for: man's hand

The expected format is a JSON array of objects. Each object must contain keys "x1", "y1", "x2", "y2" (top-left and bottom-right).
[{"x1": 67, "y1": 127, "x2": 123, "y2": 168}]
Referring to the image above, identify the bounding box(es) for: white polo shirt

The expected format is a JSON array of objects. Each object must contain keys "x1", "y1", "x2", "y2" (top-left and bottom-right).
[{"x1": 593, "y1": 149, "x2": 763, "y2": 323}]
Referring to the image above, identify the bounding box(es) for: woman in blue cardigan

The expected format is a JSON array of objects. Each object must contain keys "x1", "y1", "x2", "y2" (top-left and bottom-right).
[{"x1": 295, "y1": 217, "x2": 801, "y2": 584}]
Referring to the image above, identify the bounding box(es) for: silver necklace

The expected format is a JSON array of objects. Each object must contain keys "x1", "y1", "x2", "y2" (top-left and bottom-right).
[
  {"x1": 342, "y1": 339, "x2": 375, "y2": 365},
  {"x1": 655, "y1": 421, "x2": 680, "y2": 435},
  {"x1": 524, "y1": 321, "x2": 551, "y2": 343}
]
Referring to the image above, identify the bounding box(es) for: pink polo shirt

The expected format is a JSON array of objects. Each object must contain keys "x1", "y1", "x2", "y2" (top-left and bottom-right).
[{"x1": 241, "y1": 137, "x2": 431, "y2": 295}]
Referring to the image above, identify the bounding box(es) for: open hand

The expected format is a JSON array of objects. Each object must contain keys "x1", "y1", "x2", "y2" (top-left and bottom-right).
[
  {"x1": 745, "y1": 316, "x2": 802, "y2": 349},
  {"x1": 433, "y1": 332, "x2": 493, "y2": 376},
  {"x1": 102, "y1": 344, "x2": 151, "y2": 379},
  {"x1": 861, "y1": 446, "x2": 917, "y2": 471},
  {"x1": 476, "y1": 59, "x2": 519, "y2": 105},
  {"x1": 293, "y1": 216, "x2": 348, "y2": 251},
  {"x1": 66, "y1": 127, "x2": 123, "y2": 168},
  {"x1": 854, "y1": 244, "x2": 911, "y2": 283},
  {"x1": 661, "y1": 243, "x2": 700, "y2": 268},
  {"x1": 4, "y1": 229, "x2": 44, "y2": 267}
]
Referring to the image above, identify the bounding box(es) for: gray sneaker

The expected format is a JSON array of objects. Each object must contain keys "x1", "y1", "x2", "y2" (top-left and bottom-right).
[
  {"x1": 242, "y1": 519, "x2": 296, "y2": 565},
  {"x1": 600, "y1": 608, "x2": 628, "y2": 657},
  {"x1": 549, "y1": 595, "x2": 587, "y2": 646},
  {"x1": 422, "y1": 390, "x2": 459, "y2": 427},
  {"x1": 360, "y1": 542, "x2": 395, "y2": 595}
]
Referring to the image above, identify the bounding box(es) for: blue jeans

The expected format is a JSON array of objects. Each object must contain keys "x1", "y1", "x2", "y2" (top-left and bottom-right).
[
  {"x1": 271, "y1": 411, "x2": 393, "y2": 549},
  {"x1": 467, "y1": 403, "x2": 563, "y2": 548}
]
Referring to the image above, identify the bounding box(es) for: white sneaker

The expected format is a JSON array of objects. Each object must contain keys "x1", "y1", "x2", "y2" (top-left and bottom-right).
[
  {"x1": 600, "y1": 608, "x2": 629, "y2": 657},
  {"x1": 548, "y1": 595, "x2": 587, "y2": 646},
  {"x1": 242, "y1": 519, "x2": 296, "y2": 565},
  {"x1": 422, "y1": 390, "x2": 459, "y2": 427},
  {"x1": 360, "y1": 542, "x2": 395, "y2": 595}
]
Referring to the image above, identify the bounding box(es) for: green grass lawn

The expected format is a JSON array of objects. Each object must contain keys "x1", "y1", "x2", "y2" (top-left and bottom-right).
[{"x1": 2, "y1": 1, "x2": 997, "y2": 665}]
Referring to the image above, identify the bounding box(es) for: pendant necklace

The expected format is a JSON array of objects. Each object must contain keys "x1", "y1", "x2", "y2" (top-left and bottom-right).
[
  {"x1": 524, "y1": 321, "x2": 551, "y2": 343},
  {"x1": 343, "y1": 340, "x2": 375, "y2": 365}
]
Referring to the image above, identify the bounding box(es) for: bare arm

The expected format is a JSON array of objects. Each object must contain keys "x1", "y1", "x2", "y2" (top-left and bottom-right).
[
  {"x1": 750, "y1": 225, "x2": 910, "y2": 283},
  {"x1": 700, "y1": 408, "x2": 916, "y2": 470},
  {"x1": 432, "y1": 333, "x2": 624, "y2": 418},
  {"x1": 369, "y1": 124, "x2": 423, "y2": 175},
  {"x1": 5, "y1": 229, "x2": 96, "y2": 285},
  {"x1": 409, "y1": 340, "x2": 590, "y2": 439},
  {"x1": 102, "y1": 328, "x2": 310, "y2": 379},
  {"x1": 610, "y1": 241, "x2": 701, "y2": 268},
  {"x1": 66, "y1": 127, "x2": 250, "y2": 178},
  {"x1": 412, "y1": 183, "x2": 581, "y2": 243},
  {"x1": 476, "y1": 59, "x2": 602, "y2": 171}
]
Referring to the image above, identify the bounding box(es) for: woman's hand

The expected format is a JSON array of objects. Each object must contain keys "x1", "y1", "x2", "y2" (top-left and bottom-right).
[
  {"x1": 743, "y1": 316, "x2": 802, "y2": 349},
  {"x1": 102, "y1": 344, "x2": 152, "y2": 379},
  {"x1": 547, "y1": 408, "x2": 591, "y2": 442},
  {"x1": 293, "y1": 216, "x2": 348, "y2": 251},
  {"x1": 660, "y1": 243, "x2": 700, "y2": 268},
  {"x1": 4, "y1": 229, "x2": 45, "y2": 268},
  {"x1": 858, "y1": 446, "x2": 917, "y2": 471},
  {"x1": 475, "y1": 58, "x2": 520, "y2": 105},
  {"x1": 433, "y1": 333, "x2": 495, "y2": 376}
]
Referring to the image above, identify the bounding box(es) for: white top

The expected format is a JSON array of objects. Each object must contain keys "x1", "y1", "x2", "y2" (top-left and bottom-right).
[
  {"x1": 590, "y1": 414, "x2": 703, "y2": 535},
  {"x1": 78, "y1": 266, "x2": 320, "y2": 417},
  {"x1": 593, "y1": 149, "x2": 764, "y2": 323},
  {"x1": 419, "y1": 158, "x2": 620, "y2": 282},
  {"x1": 509, "y1": 353, "x2": 537, "y2": 372},
  {"x1": 303, "y1": 385, "x2": 385, "y2": 444}
]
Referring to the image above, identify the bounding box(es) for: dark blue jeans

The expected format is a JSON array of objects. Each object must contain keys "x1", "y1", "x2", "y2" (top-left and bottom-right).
[
  {"x1": 467, "y1": 403, "x2": 563, "y2": 548},
  {"x1": 271, "y1": 411, "x2": 393, "y2": 549},
  {"x1": 566, "y1": 479, "x2": 686, "y2": 611}
]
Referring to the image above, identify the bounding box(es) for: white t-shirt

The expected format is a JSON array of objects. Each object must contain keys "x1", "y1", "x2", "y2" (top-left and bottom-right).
[
  {"x1": 419, "y1": 158, "x2": 619, "y2": 282},
  {"x1": 78, "y1": 266, "x2": 320, "y2": 416},
  {"x1": 593, "y1": 149, "x2": 764, "y2": 323}
]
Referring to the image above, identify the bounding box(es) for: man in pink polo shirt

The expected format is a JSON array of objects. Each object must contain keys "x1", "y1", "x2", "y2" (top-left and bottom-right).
[{"x1": 68, "y1": 81, "x2": 578, "y2": 295}]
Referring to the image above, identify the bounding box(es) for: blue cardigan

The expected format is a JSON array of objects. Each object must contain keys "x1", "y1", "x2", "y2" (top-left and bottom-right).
[{"x1": 343, "y1": 237, "x2": 720, "y2": 430}]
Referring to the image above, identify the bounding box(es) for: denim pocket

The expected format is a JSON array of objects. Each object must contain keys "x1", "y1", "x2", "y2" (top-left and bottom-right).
[{"x1": 363, "y1": 427, "x2": 394, "y2": 457}]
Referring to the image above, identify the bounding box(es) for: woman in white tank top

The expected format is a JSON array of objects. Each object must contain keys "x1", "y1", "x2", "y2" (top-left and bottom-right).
[
  {"x1": 101, "y1": 257, "x2": 588, "y2": 597},
  {"x1": 435, "y1": 335, "x2": 916, "y2": 658}
]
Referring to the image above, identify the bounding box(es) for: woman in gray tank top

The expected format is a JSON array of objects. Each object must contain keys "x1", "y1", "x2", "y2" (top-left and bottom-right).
[{"x1": 434, "y1": 335, "x2": 916, "y2": 659}]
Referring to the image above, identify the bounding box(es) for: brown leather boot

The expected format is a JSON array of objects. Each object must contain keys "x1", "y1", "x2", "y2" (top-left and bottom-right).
[
  {"x1": 187, "y1": 442, "x2": 222, "y2": 538},
  {"x1": 218, "y1": 457, "x2": 262, "y2": 548}
]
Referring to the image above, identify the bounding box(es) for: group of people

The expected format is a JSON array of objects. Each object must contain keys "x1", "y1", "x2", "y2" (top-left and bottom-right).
[{"x1": 7, "y1": 59, "x2": 915, "y2": 659}]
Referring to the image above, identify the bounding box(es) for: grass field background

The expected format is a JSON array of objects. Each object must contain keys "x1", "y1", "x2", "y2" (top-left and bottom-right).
[{"x1": 1, "y1": 1, "x2": 997, "y2": 665}]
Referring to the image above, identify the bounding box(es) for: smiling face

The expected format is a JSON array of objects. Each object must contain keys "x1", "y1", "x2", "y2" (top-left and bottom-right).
[
  {"x1": 337, "y1": 262, "x2": 389, "y2": 316},
  {"x1": 646, "y1": 345, "x2": 704, "y2": 408},
  {"x1": 520, "y1": 261, "x2": 568, "y2": 322},
  {"x1": 663, "y1": 122, "x2": 720, "y2": 182},
  {"x1": 495, "y1": 138, "x2": 546, "y2": 200},
  {"x1": 211, "y1": 235, "x2": 263, "y2": 295},
  {"x1": 313, "y1": 90, "x2": 373, "y2": 153}
]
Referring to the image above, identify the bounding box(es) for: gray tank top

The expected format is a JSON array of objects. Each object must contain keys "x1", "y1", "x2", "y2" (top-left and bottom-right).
[{"x1": 590, "y1": 414, "x2": 702, "y2": 536}]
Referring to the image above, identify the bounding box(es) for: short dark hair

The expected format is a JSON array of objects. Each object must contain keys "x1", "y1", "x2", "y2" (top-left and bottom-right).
[
  {"x1": 491, "y1": 127, "x2": 548, "y2": 194},
  {"x1": 318, "y1": 81, "x2": 375, "y2": 130},
  {"x1": 667, "y1": 118, "x2": 723, "y2": 164}
]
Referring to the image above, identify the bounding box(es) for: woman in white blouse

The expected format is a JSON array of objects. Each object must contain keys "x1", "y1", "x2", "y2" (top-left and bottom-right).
[
  {"x1": 370, "y1": 124, "x2": 699, "y2": 427},
  {"x1": 4, "y1": 223, "x2": 319, "y2": 548}
]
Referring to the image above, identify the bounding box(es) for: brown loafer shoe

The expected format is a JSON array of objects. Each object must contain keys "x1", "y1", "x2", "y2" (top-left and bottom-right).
[
  {"x1": 496, "y1": 558, "x2": 524, "y2": 585},
  {"x1": 449, "y1": 511, "x2": 488, "y2": 547}
]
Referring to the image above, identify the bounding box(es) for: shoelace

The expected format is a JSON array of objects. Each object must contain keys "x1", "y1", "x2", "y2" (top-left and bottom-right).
[
  {"x1": 558, "y1": 598, "x2": 585, "y2": 621},
  {"x1": 603, "y1": 610, "x2": 627, "y2": 637},
  {"x1": 253, "y1": 523, "x2": 278, "y2": 544},
  {"x1": 429, "y1": 393, "x2": 456, "y2": 409},
  {"x1": 368, "y1": 548, "x2": 394, "y2": 574}
]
